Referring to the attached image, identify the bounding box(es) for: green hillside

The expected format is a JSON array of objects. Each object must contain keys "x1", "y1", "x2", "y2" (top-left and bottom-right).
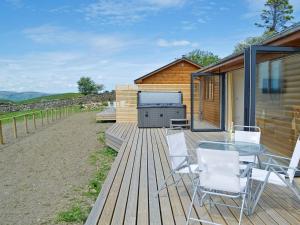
[
  {"x1": 0, "y1": 99, "x2": 14, "y2": 104},
  {"x1": 0, "y1": 91, "x2": 49, "y2": 102},
  {"x1": 17, "y1": 93, "x2": 83, "y2": 104}
]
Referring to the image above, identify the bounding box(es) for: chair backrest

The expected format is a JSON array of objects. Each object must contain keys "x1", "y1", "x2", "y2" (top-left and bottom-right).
[
  {"x1": 234, "y1": 125, "x2": 261, "y2": 144},
  {"x1": 196, "y1": 148, "x2": 241, "y2": 193},
  {"x1": 166, "y1": 131, "x2": 188, "y2": 170},
  {"x1": 287, "y1": 136, "x2": 300, "y2": 181}
]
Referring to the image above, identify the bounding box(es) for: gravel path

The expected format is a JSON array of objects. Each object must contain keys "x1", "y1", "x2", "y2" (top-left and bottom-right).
[{"x1": 0, "y1": 112, "x2": 112, "y2": 225}]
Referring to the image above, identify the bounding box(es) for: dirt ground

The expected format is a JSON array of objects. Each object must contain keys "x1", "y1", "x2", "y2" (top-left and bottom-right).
[{"x1": 0, "y1": 111, "x2": 112, "y2": 225}]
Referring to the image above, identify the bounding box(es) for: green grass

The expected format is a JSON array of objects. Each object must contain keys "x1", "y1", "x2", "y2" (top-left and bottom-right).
[
  {"x1": 17, "y1": 93, "x2": 83, "y2": 104},
  {"x1": 55, "y1": 134, "x2": 117, "y2": 224},
  {"x1": 86, "y1": 146, "x2": 117, "y2": 198},
  {"x1": 0, "y1": 99, "x2": 14, "y2": 104},
  {"x1": 56, "y1": 205, "x2": 89, "y2": 223},
  {"x1": 0, "y1": 106, "x2": 81, "y2": 124}
]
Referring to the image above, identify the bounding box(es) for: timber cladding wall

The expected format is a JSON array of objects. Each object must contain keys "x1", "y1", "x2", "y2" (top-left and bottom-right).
[
  {"x1": 202, "y1": 76, "x2": 220, "y2": 126},
  {"x1": 135, "y1": 61, "x2": 199, "y2": 84},
  {"x1": 116, "y1": 85, "x2": 138, "y2": 122},
  {"x1": 116, "y1": 59, "x2": 201, "y2": 123},
  {"x1": 256, "y1": 54, "x2": 300, "y2": 156},
  {"x1": 115, "y1": 84, "x2": 192, "y2": 123}
]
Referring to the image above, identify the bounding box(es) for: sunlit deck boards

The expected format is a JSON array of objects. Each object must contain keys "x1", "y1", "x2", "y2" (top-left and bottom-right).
[
  {"x1": 105, "y1": 123, "x2": 136, "y2": 151},
  {"x1": 96, "y1": 107, "x2": 116, "y2": 122},
  {"x1": 86, "y1": 123, "x2": 300, "y2": 225}
]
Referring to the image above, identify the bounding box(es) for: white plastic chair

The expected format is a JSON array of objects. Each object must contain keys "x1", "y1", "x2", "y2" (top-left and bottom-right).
[
  {"x1": 186, "y1": 147, "x2": 251, "y2": 225},
  {"x1": 234, "y1": 125, "x2": 261, "y2": 167},
  {"x1": 157, "y1": 131, "x2": 198, "y2": 194},
  {"x1": 249, "y1": 136, "x2": 300, "y2": 214}
]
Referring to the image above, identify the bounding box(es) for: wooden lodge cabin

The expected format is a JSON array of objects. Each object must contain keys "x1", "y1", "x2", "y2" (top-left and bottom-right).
[
  {"x1": 115, "y1": 23, "x2": 300, "y2": 157},
  {"x1": 192, "y1": 22, "x2": 300, "y2": 157},
  {"x1": 115, "y1": 57, "x2": 202, "y2": 122}
]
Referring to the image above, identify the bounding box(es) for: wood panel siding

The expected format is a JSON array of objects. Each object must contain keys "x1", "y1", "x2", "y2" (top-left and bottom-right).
[
  {"x1": 137, "y1": 61, "x2": 199, "y2": 84},
  {"x1": 202, "y1": 76, "x2": 220, "y2": 126},
  {"x1": 192, "y1": 77, "x2": 220, "y2": 127},
  {"x1": 138, "y1": 84, "x2": 193, "y2": 119},
  {"x1": 115, "y1": 84, "x2": 193, "y2": 123},
  {"x1": 116, "y1": 85, "x2": 138, "y2": 123},
  {"x1": 256, "y1": 54, "x2": 300, "y2": 156}
]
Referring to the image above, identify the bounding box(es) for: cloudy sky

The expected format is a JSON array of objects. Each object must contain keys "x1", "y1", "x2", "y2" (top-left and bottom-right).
[{"x1": 0, "y1": 0, "x2": 300, "y2": 93}]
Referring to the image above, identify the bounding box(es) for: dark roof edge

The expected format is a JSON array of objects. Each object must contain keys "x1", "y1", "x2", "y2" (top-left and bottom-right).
[
  {"x1": 198, "y1": 22, "x2": 300, "y2": 73},
  {"x1": 134, "y1": 57, "x2": 202, "y2": 83}
]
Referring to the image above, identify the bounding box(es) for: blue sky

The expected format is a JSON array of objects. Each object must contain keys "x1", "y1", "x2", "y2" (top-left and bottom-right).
[{"x1": 0, "y1": 0, "x2": 300, "y2": 93}]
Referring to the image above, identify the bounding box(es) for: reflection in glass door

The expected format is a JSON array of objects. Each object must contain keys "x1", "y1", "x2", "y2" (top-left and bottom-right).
[{"x1": 191, "y1": 73, "x2": 224, "y2": 131}]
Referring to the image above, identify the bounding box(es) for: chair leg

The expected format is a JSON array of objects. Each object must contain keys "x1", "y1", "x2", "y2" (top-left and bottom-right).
[
  {"x1": 238, "y1": 194, "x2": 246, "y2": 225},
  {"x1": 156, "y1": 171, "x2": 175, "y2": 195},
  {"x1": 185, "y1": 185, "x2": 197, "y2": 225},
  {"x1": 251, "y1": 179, "x2": 268, "y2": 214},
  {"x1": 174, "y1": 174, "x2": 183, "y2": 187},
  {"x1": 287, "y1": 182, "x2": 300, "y2": 201}
]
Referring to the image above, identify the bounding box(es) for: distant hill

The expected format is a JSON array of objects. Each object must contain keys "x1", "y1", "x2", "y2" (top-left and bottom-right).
[
  {"x1": 18, "y1": 93, "x2": 83, "y2": 104},
  {"x1": 0, "y1": 98, "x2": 15, "y2": 104},
  {"x1": 0, "y1": 91, "x2": 49, "y2": 102}
]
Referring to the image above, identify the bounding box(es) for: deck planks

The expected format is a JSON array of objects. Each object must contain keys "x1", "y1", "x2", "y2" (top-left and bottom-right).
[
  {"x1": 96, "y1": 107, "x2": 116, "y2": 122},
  {"x1": 86, "y1": 123, "x2": 300, "y2": 225}
]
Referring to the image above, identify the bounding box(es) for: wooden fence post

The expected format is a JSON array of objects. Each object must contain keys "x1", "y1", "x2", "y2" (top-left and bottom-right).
[
  {"x1": 51, "y1": 109, "x2": 54, "y2": 122},
  {"x1": 13, "y1": 117, "x2": 17, "y2": 138},
  {"x1": 41, "y1": 111, "x2": 44, "y2": 126},
  {"x1": 24, "y1": 115, "x2": 29, "y2": 134},
  {"x1": 33, "y1": 113, "x2": 37, "y2": 129},
  {"x1": 59, "y1": 108, "x2": 62, "y2": 119},
  {"x1": 0, "y1": 120, "x2": 4, "y2": 144},
  {"x1": 46, "y1": 110, "x2": 49, "y2": 124}
]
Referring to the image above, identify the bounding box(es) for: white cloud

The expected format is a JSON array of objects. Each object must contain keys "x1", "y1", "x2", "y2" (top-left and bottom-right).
[
  {"x1": 146, "y1": 0, "x2": 186, "y2": 7},
  {"x1": 197, "y1": 18, "x2": 206, "y2": 23},
  {"x1": 157, "y1": 38, "x2": 198, "y2": 47},
  {"x1": 84, "y1": 0, "x2": 187, "y2": 24},
  {"x1": 5, "y1": 0, "x2": 22, "y2": 7},
  {"x1": 0, "y1": 52, "x2": 159, "y2": 92},
  {"x1": 23, "y1": 25, "x2": 128, "y2": 52}
]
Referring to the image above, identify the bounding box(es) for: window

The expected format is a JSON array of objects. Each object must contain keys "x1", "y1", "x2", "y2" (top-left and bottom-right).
[
  {"x1": 205, "y1": 77, "x2": 214, "y2": 100},
  {"x1": 258, "y1": 59, "x2": 283, "y2": 94}
]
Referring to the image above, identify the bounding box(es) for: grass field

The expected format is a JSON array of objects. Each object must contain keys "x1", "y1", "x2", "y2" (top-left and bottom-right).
[
  {"x1": 0, "y1": 93, "x2": 84, "y2": 122},
  {"x1": 0, "y1": 106, "x2": 80, "y2": 124},
  {"x1": 17, "y1": 93, "x2": 83, "y2": 104}
]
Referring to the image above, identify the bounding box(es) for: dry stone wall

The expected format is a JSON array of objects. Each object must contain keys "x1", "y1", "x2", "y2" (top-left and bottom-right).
[{"x1": 0, "y1": 93, "x2": 115, "y2": 113}]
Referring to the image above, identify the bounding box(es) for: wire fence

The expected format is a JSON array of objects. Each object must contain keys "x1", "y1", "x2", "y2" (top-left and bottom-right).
[{"x1": 0, "y1": 105, "x2": 79, "y2": 145}]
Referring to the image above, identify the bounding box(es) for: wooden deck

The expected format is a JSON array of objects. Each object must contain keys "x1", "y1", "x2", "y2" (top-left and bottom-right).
[
  {"x1": 86, "y1": 123, "x2": 300, "y2": 225},
  {"x1": 105, "y1": 123, "x2": 136, "y2": 151},
  {"x1": 96, "y1": 107, "x2": 116, "y2": 122}
]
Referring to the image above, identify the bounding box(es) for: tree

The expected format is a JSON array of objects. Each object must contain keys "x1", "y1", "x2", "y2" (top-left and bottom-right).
[
  {"x1": 255, "y1": 0, "x2": 294, "y2": 33},
  {"x1": 233, "y1": 35, "x2": 266, "y2": 53},
  {"x1": 186, "y1": 50, "x2": 220, "y2": 67},
  {"x1": 77, "y1": 77, "x2": 104, "y2": 95}
]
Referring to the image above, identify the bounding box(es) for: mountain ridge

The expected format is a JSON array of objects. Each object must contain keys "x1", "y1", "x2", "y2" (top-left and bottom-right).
[{"x1": 0, "y1": 91, "x2": 50, "y2": 102}]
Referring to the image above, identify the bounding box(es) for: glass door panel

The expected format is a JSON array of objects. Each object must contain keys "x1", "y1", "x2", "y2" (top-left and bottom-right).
[{"x1": 192, "y1": 74, "x2": 222, "y2": 131}]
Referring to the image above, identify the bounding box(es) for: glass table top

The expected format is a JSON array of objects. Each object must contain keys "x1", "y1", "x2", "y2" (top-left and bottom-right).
[{"x1": 198, "y1": 141, "x2": 266, "y2": 156}]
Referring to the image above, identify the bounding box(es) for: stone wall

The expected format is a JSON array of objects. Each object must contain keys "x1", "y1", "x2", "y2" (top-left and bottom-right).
[{"x1": 0, "y1": 92, "x2": 115, "y2": 113}]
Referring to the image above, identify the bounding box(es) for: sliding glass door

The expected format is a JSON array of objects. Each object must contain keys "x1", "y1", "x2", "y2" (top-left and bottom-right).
[{"x1": 191, "y1": 73, "x2": 225, "y2": 131}]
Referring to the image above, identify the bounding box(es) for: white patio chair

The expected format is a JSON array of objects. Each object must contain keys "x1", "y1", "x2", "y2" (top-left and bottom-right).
[
  {"x1": 234, "y1": 125, "x2": 261, "y2": 167},
  {"x1": 157, "y1": 131, "x2": 198, "y2": 195},
  {"x1": 186, "y1": 147, "x2": 251, "y2": 225},
  {"x1": 249, "y1": 136, "x2": 300, "y2": 214}
]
